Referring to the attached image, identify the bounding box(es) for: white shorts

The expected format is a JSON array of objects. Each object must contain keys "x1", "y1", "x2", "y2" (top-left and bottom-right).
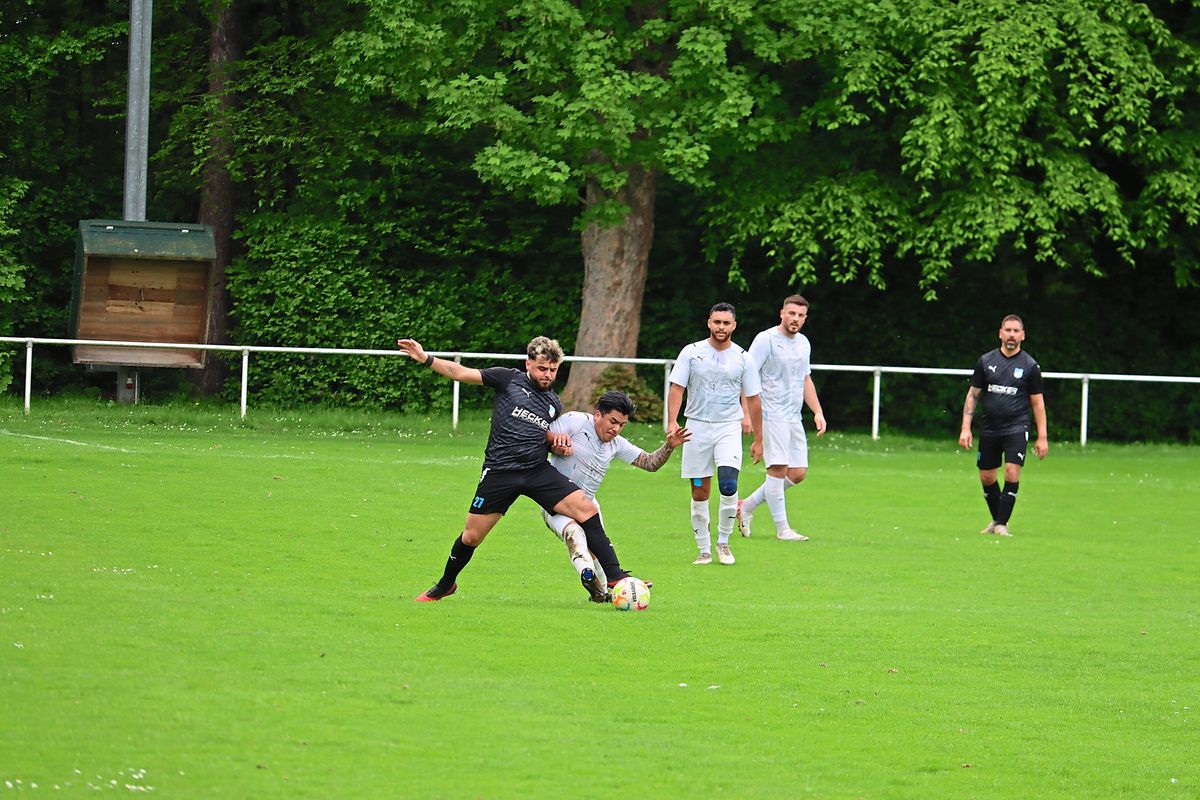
[
  {"x1": 542, "y1": 502, "x2": 603, "y2": 540},
  {"x1": 763, "y1": 419, "x2": 808, "y2": 468},
  {"x1": 680, "y1": 419, "x2": 743, "y2": 479}
]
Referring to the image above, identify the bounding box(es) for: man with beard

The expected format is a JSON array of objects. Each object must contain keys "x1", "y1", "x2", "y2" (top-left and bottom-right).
[
  {"x1": 736, "y1": 295, "x2": 828, "y2": 542},
  {"x1": 666, "y1": 303, "x2": 763, "y2": 566},
  {"x1": 397, "y1": 335, "x2": 635, "y2": 602},
  {"x1": 958, "y1": 315, "x2": 1049, "y2": 536}
]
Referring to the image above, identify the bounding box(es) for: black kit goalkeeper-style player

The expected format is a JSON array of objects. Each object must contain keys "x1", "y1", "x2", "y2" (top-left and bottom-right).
[{"x1": 958, "y1": 315, "x2": 1049, "y2": 536}]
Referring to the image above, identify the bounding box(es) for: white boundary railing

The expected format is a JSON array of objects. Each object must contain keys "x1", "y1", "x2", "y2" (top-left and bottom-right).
[{"x1": 4, "y1": 336, "x2": 1200, "y2": 445}]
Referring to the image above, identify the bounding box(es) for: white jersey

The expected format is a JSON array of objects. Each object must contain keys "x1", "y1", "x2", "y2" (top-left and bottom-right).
[
  {"x1": 548, "y1": 411, "x2": 643, "y2": 499},
  {"x1": 748, "y1": 327, "x2": 812, "y2": 423},
  {"x1": 669, "y1": 339, "x2": 761, "y2": 423}
]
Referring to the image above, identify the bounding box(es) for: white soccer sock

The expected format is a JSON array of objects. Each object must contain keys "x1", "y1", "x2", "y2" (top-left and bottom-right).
[
  {"x1": 565, "y1": 525, "x2": 594, "y2": 576},
  {"x1": 766, "y1": 475, "x2": 790, "y2": 534},
  {"x1": 741, "y1": 483, "x2": 766, "y2": 517},
  {"x1": 691, "y1": 499, "x2": 711, "y2": 554},
  {"x1": 717, "y1": 493, "x2": 738, "y2": 544}
]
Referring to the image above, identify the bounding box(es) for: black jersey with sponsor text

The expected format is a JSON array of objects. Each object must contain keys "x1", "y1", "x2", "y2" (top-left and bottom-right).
[
  {"x1": 969, "y1": 349, "x2": 1045, "y2": 437},
  {"x1": 480, "y1": 366, "x2": 563, "y2": 470}
]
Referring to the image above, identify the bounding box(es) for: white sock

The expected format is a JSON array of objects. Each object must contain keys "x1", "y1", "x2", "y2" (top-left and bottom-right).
[
  {"x1": 588, "y1": 550, "x2": 608, "y2": 586},
  {"x1": 766, "y1": 475, "x2": 790, "y2": 533},
  {"x1": 717, "y1": 493, "x2": 738, "y2": 544},
  {"x1": 565, "y1": 526, "x2": 594, "y2": 575},
  {"x1": 691, "y1": 499, "x2": 711, "y2": 554},
  {"x1": 741, "y1": 483, "x2": 766, "y2": 517},
  {"x1": 782, "y1": 476, "x2": 802, "y2": 532}
]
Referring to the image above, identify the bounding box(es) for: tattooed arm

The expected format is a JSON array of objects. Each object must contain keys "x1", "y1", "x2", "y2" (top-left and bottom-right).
[
  {"x1": 632, "y1": 426, "x2": 691, "y2": 472},
  {"x1": 958, "y1": 385, "x2": 982, "y2": 450}
]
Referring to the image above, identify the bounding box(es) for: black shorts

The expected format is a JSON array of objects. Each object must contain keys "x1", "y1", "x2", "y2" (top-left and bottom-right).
[
  {"x1": 977, "y1": 431, "x2": 1030, "y2": 470},
  {"x1": 468, "y1": 462, "x2": 580, "y2": 516}
]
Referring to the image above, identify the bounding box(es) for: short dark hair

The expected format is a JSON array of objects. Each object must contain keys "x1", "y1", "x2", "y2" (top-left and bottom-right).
[
  {"x1": 1001, "y1": 314, "x2": 1024, "y2": 329},
  {"x1": 783, "y1": 294, "x2": 809, "y2": 309},
  {"x1": 710, "y1": 302, "x2": 736, "y2": 318},
  {"x1": 596, "y1": 390, "x2": 636, "y2": 418}
]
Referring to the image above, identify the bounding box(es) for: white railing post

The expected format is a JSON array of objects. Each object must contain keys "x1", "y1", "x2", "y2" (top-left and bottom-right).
[
  {"x1": 1080, "y1": 375, "x2": 1089, "y2": 447},
  {"x1": 452, "y1": 355, "x2": 462, "y2": 430},
  {"x1": 240, "y1": 349, "x2": 249, "y2": 419},
  {"x1": 24, "y1": 339, "x2": 33, "y2": 415},
  {"x1": 871, "y1": 368, "x2": 882, "y2": 440},
  {"x1": 663, "y1": 361, "x2": 673, "y2": 432}
]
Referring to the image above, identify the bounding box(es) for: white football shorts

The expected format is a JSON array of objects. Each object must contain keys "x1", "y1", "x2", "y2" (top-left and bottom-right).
[
  {"x1": 762, "y1": 418, "x2": 809, "y2": 468},
  {"x1": 680, "y1": 418, "x2": 743, "y2": 478}
]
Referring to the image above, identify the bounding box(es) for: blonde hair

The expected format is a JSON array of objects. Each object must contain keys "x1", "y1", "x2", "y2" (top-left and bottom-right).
[{"x1": 526, "y1": 336, "x2": 564, "y2": 363}]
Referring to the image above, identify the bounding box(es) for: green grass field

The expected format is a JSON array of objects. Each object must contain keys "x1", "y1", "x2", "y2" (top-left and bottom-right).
[{"x1": 1, "y1": 398, "x2": 1196, "y2": 798}]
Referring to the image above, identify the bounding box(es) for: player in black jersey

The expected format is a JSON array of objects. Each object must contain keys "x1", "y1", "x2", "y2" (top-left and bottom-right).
[
  {"x1": 958, "y1": 315, "x2": 1049, "y2": 536},
  {"x1": 397, "y1": 335, "x2": 633, "y2": 603}
]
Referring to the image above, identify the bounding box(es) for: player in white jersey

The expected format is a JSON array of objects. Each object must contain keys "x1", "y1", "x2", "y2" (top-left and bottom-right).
[
  {"x1": 544, "y1": 392, "x2": 690, "y2": 585},
  {"x1": 666, "y1": 302, "x2": 763, "y2": 566},
  {"x1": 737, "y1": 294, "x2": 827, "y2": 541}
]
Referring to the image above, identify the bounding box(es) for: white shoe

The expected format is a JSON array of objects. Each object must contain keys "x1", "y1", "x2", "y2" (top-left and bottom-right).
[
  {"x1": 736, "y1": 500, "x2": 752, "y2": 537},
  {"x1": 716, "y1": 542, "x2": 736, "y2": 565},
  {"x1": 693, "y1": 552, "x2": 712, "y2": 565},
  {"x1": 777, "y1": 529, "x2": 809, "y2": 541},
  {"x1": 993, "y1": 523, "x2": 1012, "y2": 537},
  {"x1": 981, "y1": 521, "x2": 997, "y2": 534}
]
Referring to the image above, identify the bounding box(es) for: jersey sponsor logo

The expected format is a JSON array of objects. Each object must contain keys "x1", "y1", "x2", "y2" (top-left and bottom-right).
[
  {"x1": 511, "y1": 405, "x2": 552, "y2": 429},
  {"x1": 987, "y1": 383, "x2": 1018, "y2": 396},
  {"x1": 1014, "y1": 367, "x2": 1024, "y2": 378}
]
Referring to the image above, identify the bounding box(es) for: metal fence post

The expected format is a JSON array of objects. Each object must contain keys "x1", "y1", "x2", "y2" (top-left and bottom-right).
[
  {"x1": 663, "y1": 361, "x2": 673, "y2": 432},
  {"x1": 1080, "y1": 375, "x2": 1090, "y2": 447},
  {"x1": 24, "y1": 339, "x2": 33, "y2": 415},
  {"x1": 871, "y1": 368, "x2": 882, "y2": 440},
  {"x1": 240, "y1": 349, "x2": 249, "y2": 419},
  {"x1": 452, "y1": 355, "x2": 462, "y2": 430}
]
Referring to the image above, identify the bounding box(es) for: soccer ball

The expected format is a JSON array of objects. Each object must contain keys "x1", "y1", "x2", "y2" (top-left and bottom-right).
[{"x1": 611, "y1": 577, "x2": 650, "y2": 612}]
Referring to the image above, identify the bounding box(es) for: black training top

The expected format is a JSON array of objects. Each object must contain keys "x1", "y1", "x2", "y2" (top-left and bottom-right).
[
  {"x1": 969, "y1": 348, "x2": 1045, "y2": 437},
  {"x1": 480, "y1": 366, "x2": 563, "y2": 470}
]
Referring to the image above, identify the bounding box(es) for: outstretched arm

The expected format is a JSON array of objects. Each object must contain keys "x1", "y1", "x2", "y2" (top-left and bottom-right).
[
  {"x1": 632, "y1": 426, "x2": 692, "y2": 472},
  {"x1": 959, "y1": 386, "x2": 981, "y2": 449},
  {"x1": 396, "y1": 338, "x2": 483, "y2": 385}
]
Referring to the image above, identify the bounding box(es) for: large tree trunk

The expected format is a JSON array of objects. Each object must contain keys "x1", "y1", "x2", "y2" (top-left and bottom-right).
[
  {"x1": 194, "y1": 0, "x2": 238, "y2": 395},
  {"x1": 560, "y1": 164, "x2": 656, "y2": 410}
]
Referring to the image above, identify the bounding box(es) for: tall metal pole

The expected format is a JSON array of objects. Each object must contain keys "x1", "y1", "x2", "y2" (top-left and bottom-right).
[{"x1": 123, "y1": 0, "x2": 152, "y2": 222}]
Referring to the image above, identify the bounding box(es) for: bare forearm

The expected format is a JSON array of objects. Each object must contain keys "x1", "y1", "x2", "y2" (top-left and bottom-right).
[
  {"x1": 804, "y1": 377, "x2": 823, "y2": 418},
  {"x1": 666, "y1": 384, "x2": 685, "y2": 429},
  {"x1": 633, "y1": 442, "x2": 675, "y2": 472},
  {"x1": 1031, "y1": 395, "x2": 1048, "y2": 438},
  {"x1": 961, "y1": 389, "x2": 979, "y2": 430}
]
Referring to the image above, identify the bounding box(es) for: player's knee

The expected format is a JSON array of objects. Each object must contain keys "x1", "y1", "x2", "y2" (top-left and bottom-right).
[
  {"x1": 717, "y1": 466, "x2": 739, "y2": 496},
  {"x1": 788, "y1": 468, "x2": 807, "y2": 484}
]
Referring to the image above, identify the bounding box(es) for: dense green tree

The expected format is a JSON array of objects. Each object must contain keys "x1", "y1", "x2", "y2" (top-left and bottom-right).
[{"x1": 706, "y1": 0, "x2": 1200, "y2": 297}]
